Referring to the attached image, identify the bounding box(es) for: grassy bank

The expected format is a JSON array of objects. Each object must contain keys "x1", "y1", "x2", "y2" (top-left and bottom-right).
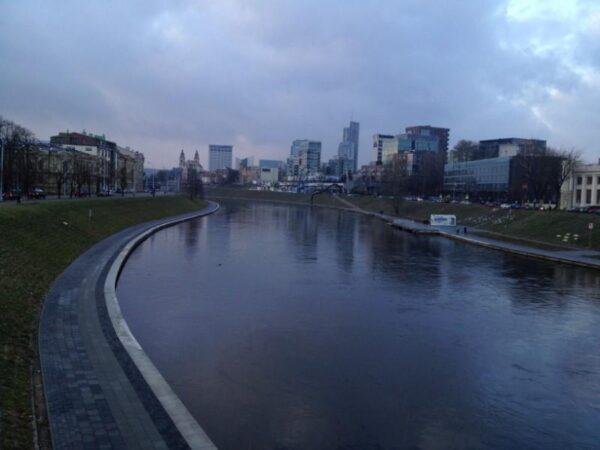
[
  {"x1": 0, "y1": 196, "x2": 207, "y2": 448},
  {"x1": 207, "y1": 187, "x2": 600, "y2": 250}
]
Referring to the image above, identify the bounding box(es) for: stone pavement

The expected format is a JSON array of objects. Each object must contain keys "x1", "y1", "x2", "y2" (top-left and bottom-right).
[
  {"x1": 39, "y1": 203, "x2": 219, "y2": 449},
  {"x1": 439, "y1": 228, "x2": 600, "y2": 269}
]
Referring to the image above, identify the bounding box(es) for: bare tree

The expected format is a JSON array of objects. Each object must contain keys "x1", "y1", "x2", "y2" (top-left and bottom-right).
[
  {"x1": 71, "y1": 152, "x2": 89, "y2": 197},
  {"x1": 0, "y1": 116, "x2": 37, "y2": 196},
  {"x1": 187, "y1": 167, "x2": 204, "y2": 199},
  {"x1": 551, "y1": 148, "x2": 581, "y2": 202},
  {"x1": 450, "y1": 140, "x2": 478, "y2": 162},
  {"x1": 512, "y1": 147, "x2": 581, "y2": 204},
  {"x1": 53, "y1": 154, "x2": 68, "y2": 198},
  {"x1": 119, "y1": 165, "x2": 128, "y2": 196},
  {"x1": 383, "y1": 154, "x2": 408, "y2": 214}
]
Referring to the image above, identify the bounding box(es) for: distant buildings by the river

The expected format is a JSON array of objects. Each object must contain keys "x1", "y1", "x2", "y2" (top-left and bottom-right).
[
  {"x1": 2, "y1": 114, "x2": 597, "y2": 210},
  {"x1": 159, "y1": 119, "x2": 597, "y2": 210},
  {"x1": 0, "y1": 123, "x2": 145, "y2": 198}
]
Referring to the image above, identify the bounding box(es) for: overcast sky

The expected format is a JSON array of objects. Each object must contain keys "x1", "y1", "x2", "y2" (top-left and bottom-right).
[{"x1": 1, "y1": 0, "x2": 599, "y2": 167}]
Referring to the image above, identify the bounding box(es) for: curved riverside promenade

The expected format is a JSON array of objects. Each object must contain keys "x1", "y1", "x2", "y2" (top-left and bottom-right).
[{"x1": 39, "y1": 202, "x2": 220, "y2": 449}]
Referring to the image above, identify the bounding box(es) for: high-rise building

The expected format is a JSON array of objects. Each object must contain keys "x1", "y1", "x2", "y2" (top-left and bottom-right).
[
  {"x1": 406, "y1": 125, "x2": 449, "y2": 162},
  {"x1": 338, "y1": 121, "x2": 359, "y2": 172},
  {"x1": 381, "y1": 133, "x2": 439, "y2": 167},
  {"x1": 287, "y1": 139, "x2": 321, "y2": 179},
  {"x1": 372, "y1": 134, "x2": 395, "y2": 165},
  {"x1": 290, "y1": 140, "x2": 304, "y2": 157},
  {"x1": 208, "y1": 145, "x2": 233, "y2": 171}
]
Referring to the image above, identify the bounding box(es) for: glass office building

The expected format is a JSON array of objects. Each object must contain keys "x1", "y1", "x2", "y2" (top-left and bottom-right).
[{"x1": 444, "y1": 156, "x2": 512, "y2": 196}]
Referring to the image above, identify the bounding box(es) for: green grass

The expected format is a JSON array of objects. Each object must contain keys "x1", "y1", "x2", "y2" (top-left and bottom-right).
[
  {"x1": 0, "y1": 195, "x2": 207, "y2": 448},
  {"x1": 207, "y1": 187, "x2": 600, "y2": 250}
]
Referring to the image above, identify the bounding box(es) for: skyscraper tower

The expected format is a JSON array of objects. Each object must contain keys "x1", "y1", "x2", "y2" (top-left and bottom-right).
[{"x1": 338, "y1": 121, "x2": 360, "y2": 172}]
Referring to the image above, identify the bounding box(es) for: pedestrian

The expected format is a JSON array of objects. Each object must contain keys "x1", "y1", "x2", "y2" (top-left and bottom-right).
[
  {"x1": 464, "y1": 226, "x2": 467, "y2": 234},
  {"x1": 456, "y1": 228, "x2": 460, "y2": 234}
]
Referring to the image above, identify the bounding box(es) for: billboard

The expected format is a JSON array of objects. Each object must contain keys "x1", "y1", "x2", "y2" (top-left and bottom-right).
[{"x1": 430, "y1": 214, "x2": 456, "y2": 226}]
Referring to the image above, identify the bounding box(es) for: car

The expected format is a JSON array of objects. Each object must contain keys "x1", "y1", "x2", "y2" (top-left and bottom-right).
[
  {"x1": 96, "y1": 189, "x2": 112, "y2": 197},
  {"x1": 500, "y1": 203, "x2": 511, "y2": 209},
  {"x1": 2, "y1": 189, "x2": 22, "y2": 201},
  {"x1": 28, "y1": 187, "x2": 46, "y2": 199}
]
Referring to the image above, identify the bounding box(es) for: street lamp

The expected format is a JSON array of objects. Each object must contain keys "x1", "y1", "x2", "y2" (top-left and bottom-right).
[{"x1": 0, "y1": 138, "x2": 4, "y2": 202}]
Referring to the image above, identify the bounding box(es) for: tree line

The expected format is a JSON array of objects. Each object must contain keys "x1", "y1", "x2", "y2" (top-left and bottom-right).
[{"x1": 1, "y1": 116, "x2": 135, "y2": 198}]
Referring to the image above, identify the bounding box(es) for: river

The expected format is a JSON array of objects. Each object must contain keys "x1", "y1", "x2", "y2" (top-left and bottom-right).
[{"x1": 117, "y1": 200, "x2": 600, "y2": 449}]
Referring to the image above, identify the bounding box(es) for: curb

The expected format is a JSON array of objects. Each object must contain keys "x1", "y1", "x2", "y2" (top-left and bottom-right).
[
  {"x1": 104, "y1": 201, "x2": 220, "y2": 449},
  {"x1": 440, "y1": 231, "x2": 600, "y2": 270}
]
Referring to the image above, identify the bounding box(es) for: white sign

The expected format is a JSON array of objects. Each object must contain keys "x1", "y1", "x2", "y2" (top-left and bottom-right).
[
  {"x1": 430, "y1": 214, "x2": 457, "y2": 226},
  {"x1": 589, "y1": 223, "x2": 594, "y2": 230}
]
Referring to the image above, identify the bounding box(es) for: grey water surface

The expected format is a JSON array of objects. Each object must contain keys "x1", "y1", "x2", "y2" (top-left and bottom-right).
[{"x1": 117, "y1": 200, "x2": 600, "y2": 450}]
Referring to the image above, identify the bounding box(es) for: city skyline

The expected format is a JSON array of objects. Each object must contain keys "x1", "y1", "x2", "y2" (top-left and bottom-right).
[{"x1": 2, "y1": 1, "x2": 600, "y2": 168}]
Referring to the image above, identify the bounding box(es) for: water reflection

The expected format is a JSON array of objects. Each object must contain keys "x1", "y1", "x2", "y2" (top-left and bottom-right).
[{"x1": 118, "y1": 200, "x2": 600, "y2": 449}]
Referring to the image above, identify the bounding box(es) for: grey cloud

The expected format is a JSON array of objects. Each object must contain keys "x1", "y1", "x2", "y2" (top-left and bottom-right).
[{"x1": 0, "y1": 0, "x2": 598, "y2": 167}]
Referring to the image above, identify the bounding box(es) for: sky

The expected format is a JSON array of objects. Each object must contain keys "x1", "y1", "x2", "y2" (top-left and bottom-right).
[{"x1": 1, "y1": 0, "x2": 599, "y2": 168}]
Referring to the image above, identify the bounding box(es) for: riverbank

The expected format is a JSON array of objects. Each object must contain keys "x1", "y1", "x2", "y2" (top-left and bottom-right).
[
  {"x1": 206, "y1": 187, "x2": 600, "y2": 251},
  {"x1": 0, "y1": 196, "x2": 207, "y2": 448},
  {"x1": 206, "y1": 187, "x2": 600, "y2": 269}
]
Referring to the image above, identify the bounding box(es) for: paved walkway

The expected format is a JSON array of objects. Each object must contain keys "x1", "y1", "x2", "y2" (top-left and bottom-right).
[
  {"x1": 333, "y1": 196, "x2": 600, "y2": 270},
  {"x1": 39, "y1": 203, "x2": 219, "y2": 449}
]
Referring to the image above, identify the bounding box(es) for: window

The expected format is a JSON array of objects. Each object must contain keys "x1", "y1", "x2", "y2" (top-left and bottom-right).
[
  {"x1": 586, "y1": 189, "x2": 592, "y2": 204},
  {"x1": 577, "y1": 176, "x2": 582, "y2": 185},
  {"x1": 576, "y1": 189, "x2": 582, "y2": 204},
  {"x1": 587, "y1": 176, "x2": 593, "y2": 185}
]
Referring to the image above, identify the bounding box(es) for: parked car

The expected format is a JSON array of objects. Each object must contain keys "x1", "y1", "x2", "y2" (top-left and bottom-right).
[
  {"x1": 500, "y1": 203, "x2": 511, "y2": 209},
  {"x1": 96, "y1": 189, "x2": 112, "y2": 197},
  {"x1": 28, "y1": 187, "x2": 46, "y2": 199},
  {"x1": 2, "y1": 189, "x2": 22, "y2": 201}
]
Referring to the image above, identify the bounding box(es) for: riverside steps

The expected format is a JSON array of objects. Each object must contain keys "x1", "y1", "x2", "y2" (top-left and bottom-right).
[
  {"x1": 390, "y1": 217, "x2": 440, "y2": 235},
  {"x1": 39, "y1": 203, "x2": 219, "y2": 449}
]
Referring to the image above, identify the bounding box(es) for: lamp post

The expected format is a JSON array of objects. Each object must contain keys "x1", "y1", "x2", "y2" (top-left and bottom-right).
[{"x1": 0, "y1": 138, "x2": 4, "y2": 202}]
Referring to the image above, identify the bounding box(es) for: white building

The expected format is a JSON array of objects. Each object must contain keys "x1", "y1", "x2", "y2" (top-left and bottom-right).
[
  {"x1": 372, "y1": 134, "x2": 395, "y2": 165},
  {"x1": 209, "y1": 145, "x2": 233, "y2": 171},
  {"x1": 260, "y1": 167, "x2": 279, "y2": 184},
  {"x1": 561, "y1": 161, "x2": 600, "y2": 209}
]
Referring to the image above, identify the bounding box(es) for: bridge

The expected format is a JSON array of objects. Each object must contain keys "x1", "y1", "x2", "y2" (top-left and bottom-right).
[{"x1": 310, "y1": 183, "x2": 345, "y2": 205}]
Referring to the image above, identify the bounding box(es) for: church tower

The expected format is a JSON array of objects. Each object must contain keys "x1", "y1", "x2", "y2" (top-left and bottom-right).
[
  {"x1": 194, "y1": 150, "x2": 200, "y2": 165},
  {"x1": 179, "y1": 149, "x2": 186, "y2": 168}
]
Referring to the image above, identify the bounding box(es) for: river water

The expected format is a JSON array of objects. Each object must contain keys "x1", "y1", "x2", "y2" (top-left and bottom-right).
[{"x1": 117, "y1": 200, "x2": 600, "y2": 449}]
